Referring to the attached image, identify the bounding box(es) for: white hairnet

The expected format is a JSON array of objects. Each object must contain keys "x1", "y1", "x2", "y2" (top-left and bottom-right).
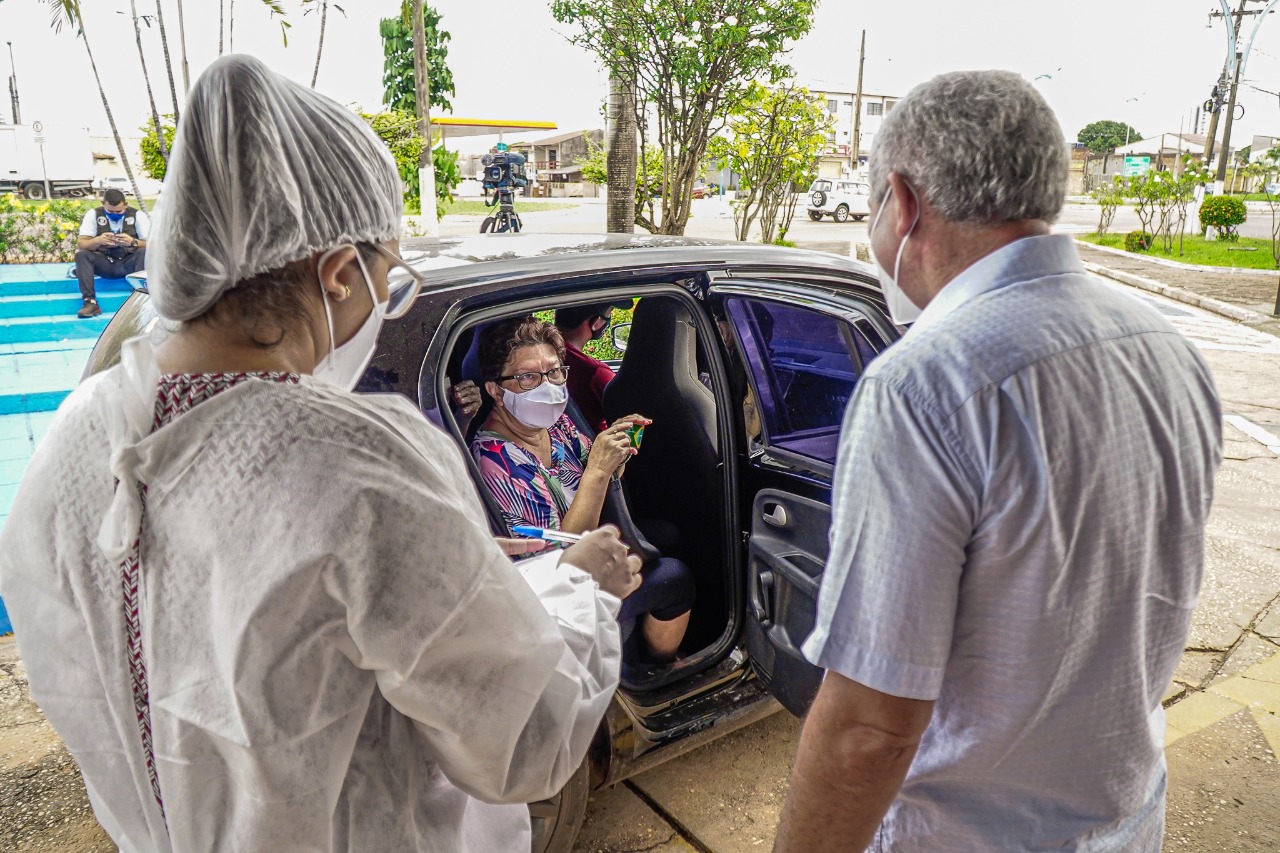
[{"x1": 148, "y1": 54, "x2": 404, "y2": 321}]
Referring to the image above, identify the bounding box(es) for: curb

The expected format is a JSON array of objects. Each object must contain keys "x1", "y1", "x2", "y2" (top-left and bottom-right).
[
  {"x1": 1075, "y1": 239, "x2": 1280, "y2": 277},
  {"x1": 1083, "y1": 262, "x2": 1275, "y2": 325}
]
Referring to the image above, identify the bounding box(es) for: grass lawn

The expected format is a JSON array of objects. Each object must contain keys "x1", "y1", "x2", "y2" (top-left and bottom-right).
[
  {"x1": 441, "y1": 199, "x2": 579, "y2": 216},
  {"x1": 1080, "y1": 232, "x2": 1280, "y2": 270}
]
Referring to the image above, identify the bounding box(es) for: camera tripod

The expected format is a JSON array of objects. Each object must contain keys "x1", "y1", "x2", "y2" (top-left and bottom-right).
[{"x1": 480, "y1": 187, "x2": 523, "y2": 233}]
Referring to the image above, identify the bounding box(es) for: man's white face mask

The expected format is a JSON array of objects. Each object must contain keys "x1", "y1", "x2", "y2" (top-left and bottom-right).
[
  {"x1": 870, "y1": 184, "x2": 923, "y2": 325},
  {"x1": 313, "y1": 245, "x2": 386, "y2": 391}
]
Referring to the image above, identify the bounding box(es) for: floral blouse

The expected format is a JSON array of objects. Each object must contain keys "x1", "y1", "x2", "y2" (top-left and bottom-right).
[{"x1": 471, "y1": 414, "x2": 591, "y2": 535}]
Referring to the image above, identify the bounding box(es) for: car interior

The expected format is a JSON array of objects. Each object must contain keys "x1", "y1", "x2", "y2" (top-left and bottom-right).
[{"x1": 439, "y1": 289, "x2": 739, "y2": 693}]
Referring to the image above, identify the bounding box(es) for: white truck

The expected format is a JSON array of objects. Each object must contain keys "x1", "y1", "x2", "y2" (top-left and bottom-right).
[{"x1": 0, "y1": 123, "x2": 95, "y2": 200}]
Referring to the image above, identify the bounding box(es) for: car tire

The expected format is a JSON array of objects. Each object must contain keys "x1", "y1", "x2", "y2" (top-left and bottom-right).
[
  {"x1": 480, "y1": 216, "x2": 495, "y2": 234},
  {"x1": 529, "y1": 757, "x2": 591, "y2": 853},
  {"x1": 22, "y1": 182, "x2": 47, "y2": 201},
  {"x1": 834, "y1": 204, "x2": 849, "y2": 223},
  {"x1": 853, "y1": 214, "x2": 866, "y2": 222},
  {"x1": 810, "y1": 190, "x2": 827, "y2": 208},
  {"x1": 807, "y1": 210, "x2": 823, "y2": 221}
]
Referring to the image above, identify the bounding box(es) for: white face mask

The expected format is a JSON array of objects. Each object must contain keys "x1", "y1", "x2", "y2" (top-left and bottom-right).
[
  {"x1": 502, "y1": 380, "x2": 569, "y2": 430},
  {"x1": 870, "y1": 185, "x2": 923, "y2": 325},
  {"x1": 312, "y1": 245, "x2": 386, "y2": 392}
]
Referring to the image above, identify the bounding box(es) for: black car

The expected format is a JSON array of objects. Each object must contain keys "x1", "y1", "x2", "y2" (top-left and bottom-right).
[{"x1": 86, "y1": 233, "x2": 899, "y2": 852}]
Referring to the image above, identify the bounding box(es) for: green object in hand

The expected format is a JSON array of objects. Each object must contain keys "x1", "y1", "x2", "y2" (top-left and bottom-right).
[{"x1": 626, "y1": 423, "x2": 645, "y2": 449}]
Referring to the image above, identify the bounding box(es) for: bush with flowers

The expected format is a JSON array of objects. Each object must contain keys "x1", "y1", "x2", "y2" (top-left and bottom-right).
[{"x1": 0, "y1": 196, "x2": 94, "y2": 263}]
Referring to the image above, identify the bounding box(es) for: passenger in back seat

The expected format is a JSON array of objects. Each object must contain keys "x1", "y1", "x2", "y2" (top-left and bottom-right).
[{"x1": 471, "y1": 316, "x2": 696, "y2": 665}]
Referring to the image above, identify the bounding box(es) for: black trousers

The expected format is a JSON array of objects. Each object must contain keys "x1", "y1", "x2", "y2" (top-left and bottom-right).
[{"x1": 75, "y1": 248, "x2": 146, "y2": 300}]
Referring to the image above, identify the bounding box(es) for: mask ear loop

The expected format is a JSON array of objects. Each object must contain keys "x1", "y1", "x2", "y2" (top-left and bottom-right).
[
  {"x1": 315, "y1": 245, "x2": 351, "y2": 372},
  {"x1": 892, "y1": 184, "x2": 922, "y2": 286}
]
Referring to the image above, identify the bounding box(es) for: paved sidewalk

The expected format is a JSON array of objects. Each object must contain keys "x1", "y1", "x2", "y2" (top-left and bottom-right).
[{"x1": 1075, "y1": 244, "x2": 1280, "y2": 338}]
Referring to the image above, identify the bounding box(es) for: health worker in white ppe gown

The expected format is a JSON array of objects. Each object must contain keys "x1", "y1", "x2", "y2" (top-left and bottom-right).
[{"x1": 0, "y1": 54, "x2": 639, "y2": 853}]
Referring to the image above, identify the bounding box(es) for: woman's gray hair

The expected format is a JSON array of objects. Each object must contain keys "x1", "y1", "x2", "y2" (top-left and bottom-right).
[{"x1": 868, "y1": 70, "x2": 1068, "y2": 224}]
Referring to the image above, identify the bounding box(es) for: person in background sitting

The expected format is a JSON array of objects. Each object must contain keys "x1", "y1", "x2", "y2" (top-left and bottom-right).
[
  {"x1": 73, "y1": 188, "x2": 148, "y2": 318},
  {"x1": 472, "y1": 316, "x2": 695, "y2": 665},
  {"x1": 554, "y1": 302, "x2": 630, "y2": 432}
]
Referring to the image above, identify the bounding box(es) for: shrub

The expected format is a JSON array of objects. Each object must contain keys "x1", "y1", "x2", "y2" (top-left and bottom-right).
[
  {"x1": 0, "y1": 196, "x2": 88, "y2": 263},
  {"x1": 1124, "y1": 230, "x2": 1153, "y2": 252},
  {"x1": 1199, "y1": 195, "x2": 1247, "y2": 242}
]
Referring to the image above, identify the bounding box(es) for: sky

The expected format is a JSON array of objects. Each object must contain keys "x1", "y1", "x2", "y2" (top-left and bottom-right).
[{"x1": 2, "y1": 0, "x2": 1279, "y2": 155}]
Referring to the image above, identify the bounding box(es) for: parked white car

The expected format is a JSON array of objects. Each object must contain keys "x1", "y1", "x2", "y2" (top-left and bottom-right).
[{"x1": 806, "y1": 179, "x2": 871, "y2": 223}]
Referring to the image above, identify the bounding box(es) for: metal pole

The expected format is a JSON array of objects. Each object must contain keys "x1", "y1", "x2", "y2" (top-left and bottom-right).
[
  {"x1": 38, "y1": 139, "x2": 51, "y2": 200},
  {"x1": 6, "y1": 42, "x2": 19, "y2": 126},
  {"x1": 1216, "y1": 50, "x2": 1244, "y2": 185},
  {"x1": 851, "y1": 29, "x2": 865, "y2": 176}
]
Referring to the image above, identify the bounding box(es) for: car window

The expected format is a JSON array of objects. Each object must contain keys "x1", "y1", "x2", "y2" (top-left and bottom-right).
[
  {"x1": 810, "y1": 180, "x2": 832, "y2": 192},
  {"x1": 854, "y1": 183, "x2": 870, "y2": 195},
  {"x1": 836, "y1": 183, "x2": 852, "y2": 193},
  {"x1": 724, "y1": 297, "x2": 883, "y2": 466}
]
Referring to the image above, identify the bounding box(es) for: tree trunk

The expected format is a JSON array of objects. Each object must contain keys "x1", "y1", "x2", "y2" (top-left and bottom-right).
[
  {"x1": 81, "y1": 23, "x2": 148, "y2": 212},
  {"x1": 410, "y1": 0, "x2": 438, "y2": 234},
  {"x1": 606, "y1": 69, "x2": 637, "y2": 234},
  {"x1": 175, "y1": 0, "x2": 191, "y2": 94},
  {"x1": 219, "y1": 0, "x2": 225, "y2": 55},
  {"x1": 130, "y1": 0, "x2": 169, "y2": 164},
  {"x1": 310, "y1": 0, "x2": 328, "y2": 88},
  {"x1": 229, "y1": 0, "x2": 235, "y2": 52},
  {"x1": 152, "y1": 0, "x2": 181, "y2": 122}
]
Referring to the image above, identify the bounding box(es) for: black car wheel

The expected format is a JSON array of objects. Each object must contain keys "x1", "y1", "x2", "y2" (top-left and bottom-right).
[
  {"x1": 529, "y1": 758, "x2": 590, "y2": 853},
  {"x1": 853, "y1": 214, "x2": 866, "y2": 222},
  {"x1": 22, "y1": 182, "x2": 47, "y2": 201},
  {"x1": 807, "y1": 210, "x2": 823, "y2": 221},
  {"x1": 810, "y1": 190, "x2": 827, "y2": 208},
  {"x1": 833, "y1": 204, "x2": 850, "y2": 223}
]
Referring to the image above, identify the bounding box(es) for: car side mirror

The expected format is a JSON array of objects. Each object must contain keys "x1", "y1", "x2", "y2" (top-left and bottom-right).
[{"x1": 611, "y1": 323, "x2": 631, "y2": 353}]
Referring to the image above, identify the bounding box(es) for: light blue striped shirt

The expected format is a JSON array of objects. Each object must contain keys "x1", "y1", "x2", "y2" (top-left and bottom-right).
[{"x1": 804, "y1": 235, "x2": 1222, "y2": 851}]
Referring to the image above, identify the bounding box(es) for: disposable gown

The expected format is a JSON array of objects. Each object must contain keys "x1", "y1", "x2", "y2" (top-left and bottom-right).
[{"x1": 0, "y1": 336, "x2": 622, "y2": 852}]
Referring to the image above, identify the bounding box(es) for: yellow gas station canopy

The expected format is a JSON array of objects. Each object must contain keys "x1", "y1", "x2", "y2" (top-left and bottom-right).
[{"x1": 432, "y1": 118, "x2": 558, "y2": 141}]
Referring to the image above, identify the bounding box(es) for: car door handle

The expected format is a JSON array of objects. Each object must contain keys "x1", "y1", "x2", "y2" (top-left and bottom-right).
[{"x1": 762, "y1": 503, "x2": 788, "y2": 527}]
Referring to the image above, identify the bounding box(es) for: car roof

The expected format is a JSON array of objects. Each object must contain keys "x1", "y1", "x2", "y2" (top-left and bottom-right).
[{"x1": 398, "y1": 232, "x2": 877, "y2": 293}]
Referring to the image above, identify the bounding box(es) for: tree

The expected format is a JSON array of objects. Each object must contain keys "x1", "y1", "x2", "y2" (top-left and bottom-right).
[
  {"x1": 151, "y1": 0, "x2": 182, "y2": 122},
  {"x1": 582, "y1": 141, "x2": 665, "y2": 230},
  {"x1": 139, "y1": 116, "x2": 176, "y2": 181},
  {"x1": 1090, "y1": 177, "x2": 1124, "y2": 235},
  {"x1": 1078, "y1": 120, "x2": 1142, "y2": 154},
  {"x1": 129, "y1": 0, "x2": 170, "y2": 166},
  {"x1": 361, "y1": 110, "x2": 459, "y2": 219},
  {"x1": 1244, "y1": 148, "x2": 1280, "y2": 270},
  {"x1": 708, "y1": 81, "x2": 830, "y2": 243},
  {"x1": 303, "y1": 1, "x2": 345, "y2": 88},
  {"x1": 605, "y1": 0, "x2": 637, "y2": 234},
  {"x1": 380, "y1": 1, "x2": 453, "y2": 114},
  {"x1": 552, "y1": 0, "x2": 820, "y2": 235},
  {"x1": 45, "y1": 0, "x2": 148, "y2": 210}
]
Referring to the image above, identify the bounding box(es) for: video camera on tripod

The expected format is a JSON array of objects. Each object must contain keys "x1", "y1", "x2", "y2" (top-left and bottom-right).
[{"x1": 480, "y1": 149, "x2": 528, "y2": 234}]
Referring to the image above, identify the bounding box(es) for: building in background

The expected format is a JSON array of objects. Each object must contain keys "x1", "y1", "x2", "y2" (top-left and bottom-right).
[
  {"x1": 802, "y1": 82, "x2": 901, "y2": 180},
  {"x1": 510, "y1": 129, "x2": 604, "y2": 198}
]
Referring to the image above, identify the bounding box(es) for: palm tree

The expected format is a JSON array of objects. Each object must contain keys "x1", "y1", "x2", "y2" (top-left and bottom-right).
[
  {"x1": 307, "y1": 0, "x2": 330, "y2": 88},
  {"x1": 151, "y1": 0, "x2": 181, "y2": 122},
  {"x1": 46, "y1": 0, "x2": 149, "y2": 211},
  {"x1": 174, "y1": 0, "x2": 191, "y2": 94},
  {"x1": 605, "y1": 0, "x2": 637, "y2": 233},
  {"x1": 129, "y1": 0, "x2": 169, "y2": 164}
]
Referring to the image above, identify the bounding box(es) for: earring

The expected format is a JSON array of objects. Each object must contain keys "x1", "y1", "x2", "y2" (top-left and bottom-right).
[{"x1": 341, "y1": 284, "x2": 352, "y2": 300}]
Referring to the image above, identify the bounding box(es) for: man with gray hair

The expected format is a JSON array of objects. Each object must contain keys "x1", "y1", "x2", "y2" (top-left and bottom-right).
[{"x1": 775, "y1": 70, "x2": 1221, "y2": 851}]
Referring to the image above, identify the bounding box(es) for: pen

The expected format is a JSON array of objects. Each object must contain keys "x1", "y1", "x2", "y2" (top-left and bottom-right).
[{"x1": 511, "y1": 525, "x2": 584, "y2": 545}]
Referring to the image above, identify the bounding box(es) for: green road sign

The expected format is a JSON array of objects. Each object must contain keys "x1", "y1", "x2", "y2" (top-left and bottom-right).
[
  {"x1": 1123, "y1": 156, "x2": 1151, "y2": 177},
  {"x1": 496, "y1": 142, "x2": 509, "y2": 152}
]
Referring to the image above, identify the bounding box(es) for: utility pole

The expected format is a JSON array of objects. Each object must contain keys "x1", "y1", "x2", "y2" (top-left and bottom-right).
[
  {"x1": 6, "y1": 42, "x2": 20, "y2": 126},
  {"x1": 1207, "y1": 0, "x2": 1280, "y2": 191},
  {"x1": 850, "y1": 29, "x2": 866, "y2": 176},
  {"x1": 1204, "y1": 65, "x2": 1226, "y2": 166},
  {"x1": 411, "y1": 0, "x2": 439, "y2": 237}
]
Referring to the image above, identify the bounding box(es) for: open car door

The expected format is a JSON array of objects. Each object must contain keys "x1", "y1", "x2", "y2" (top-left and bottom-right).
[{"x1": 711, "y1": 281, "x2": 896, "y2": 716}]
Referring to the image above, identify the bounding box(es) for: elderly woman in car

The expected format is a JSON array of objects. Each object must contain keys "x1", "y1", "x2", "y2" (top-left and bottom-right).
[{"x1": 472, "y1": 316, "x2": 695, "y2": 665}]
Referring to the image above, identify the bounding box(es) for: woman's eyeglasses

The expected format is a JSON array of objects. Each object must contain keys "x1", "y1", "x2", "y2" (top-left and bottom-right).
[
  {"x1": 497, "y1": 366, "x2": 571, "y2": 390},
  {"x1": 372, "y1": 244, "x2": 427, "y2": 320}
]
